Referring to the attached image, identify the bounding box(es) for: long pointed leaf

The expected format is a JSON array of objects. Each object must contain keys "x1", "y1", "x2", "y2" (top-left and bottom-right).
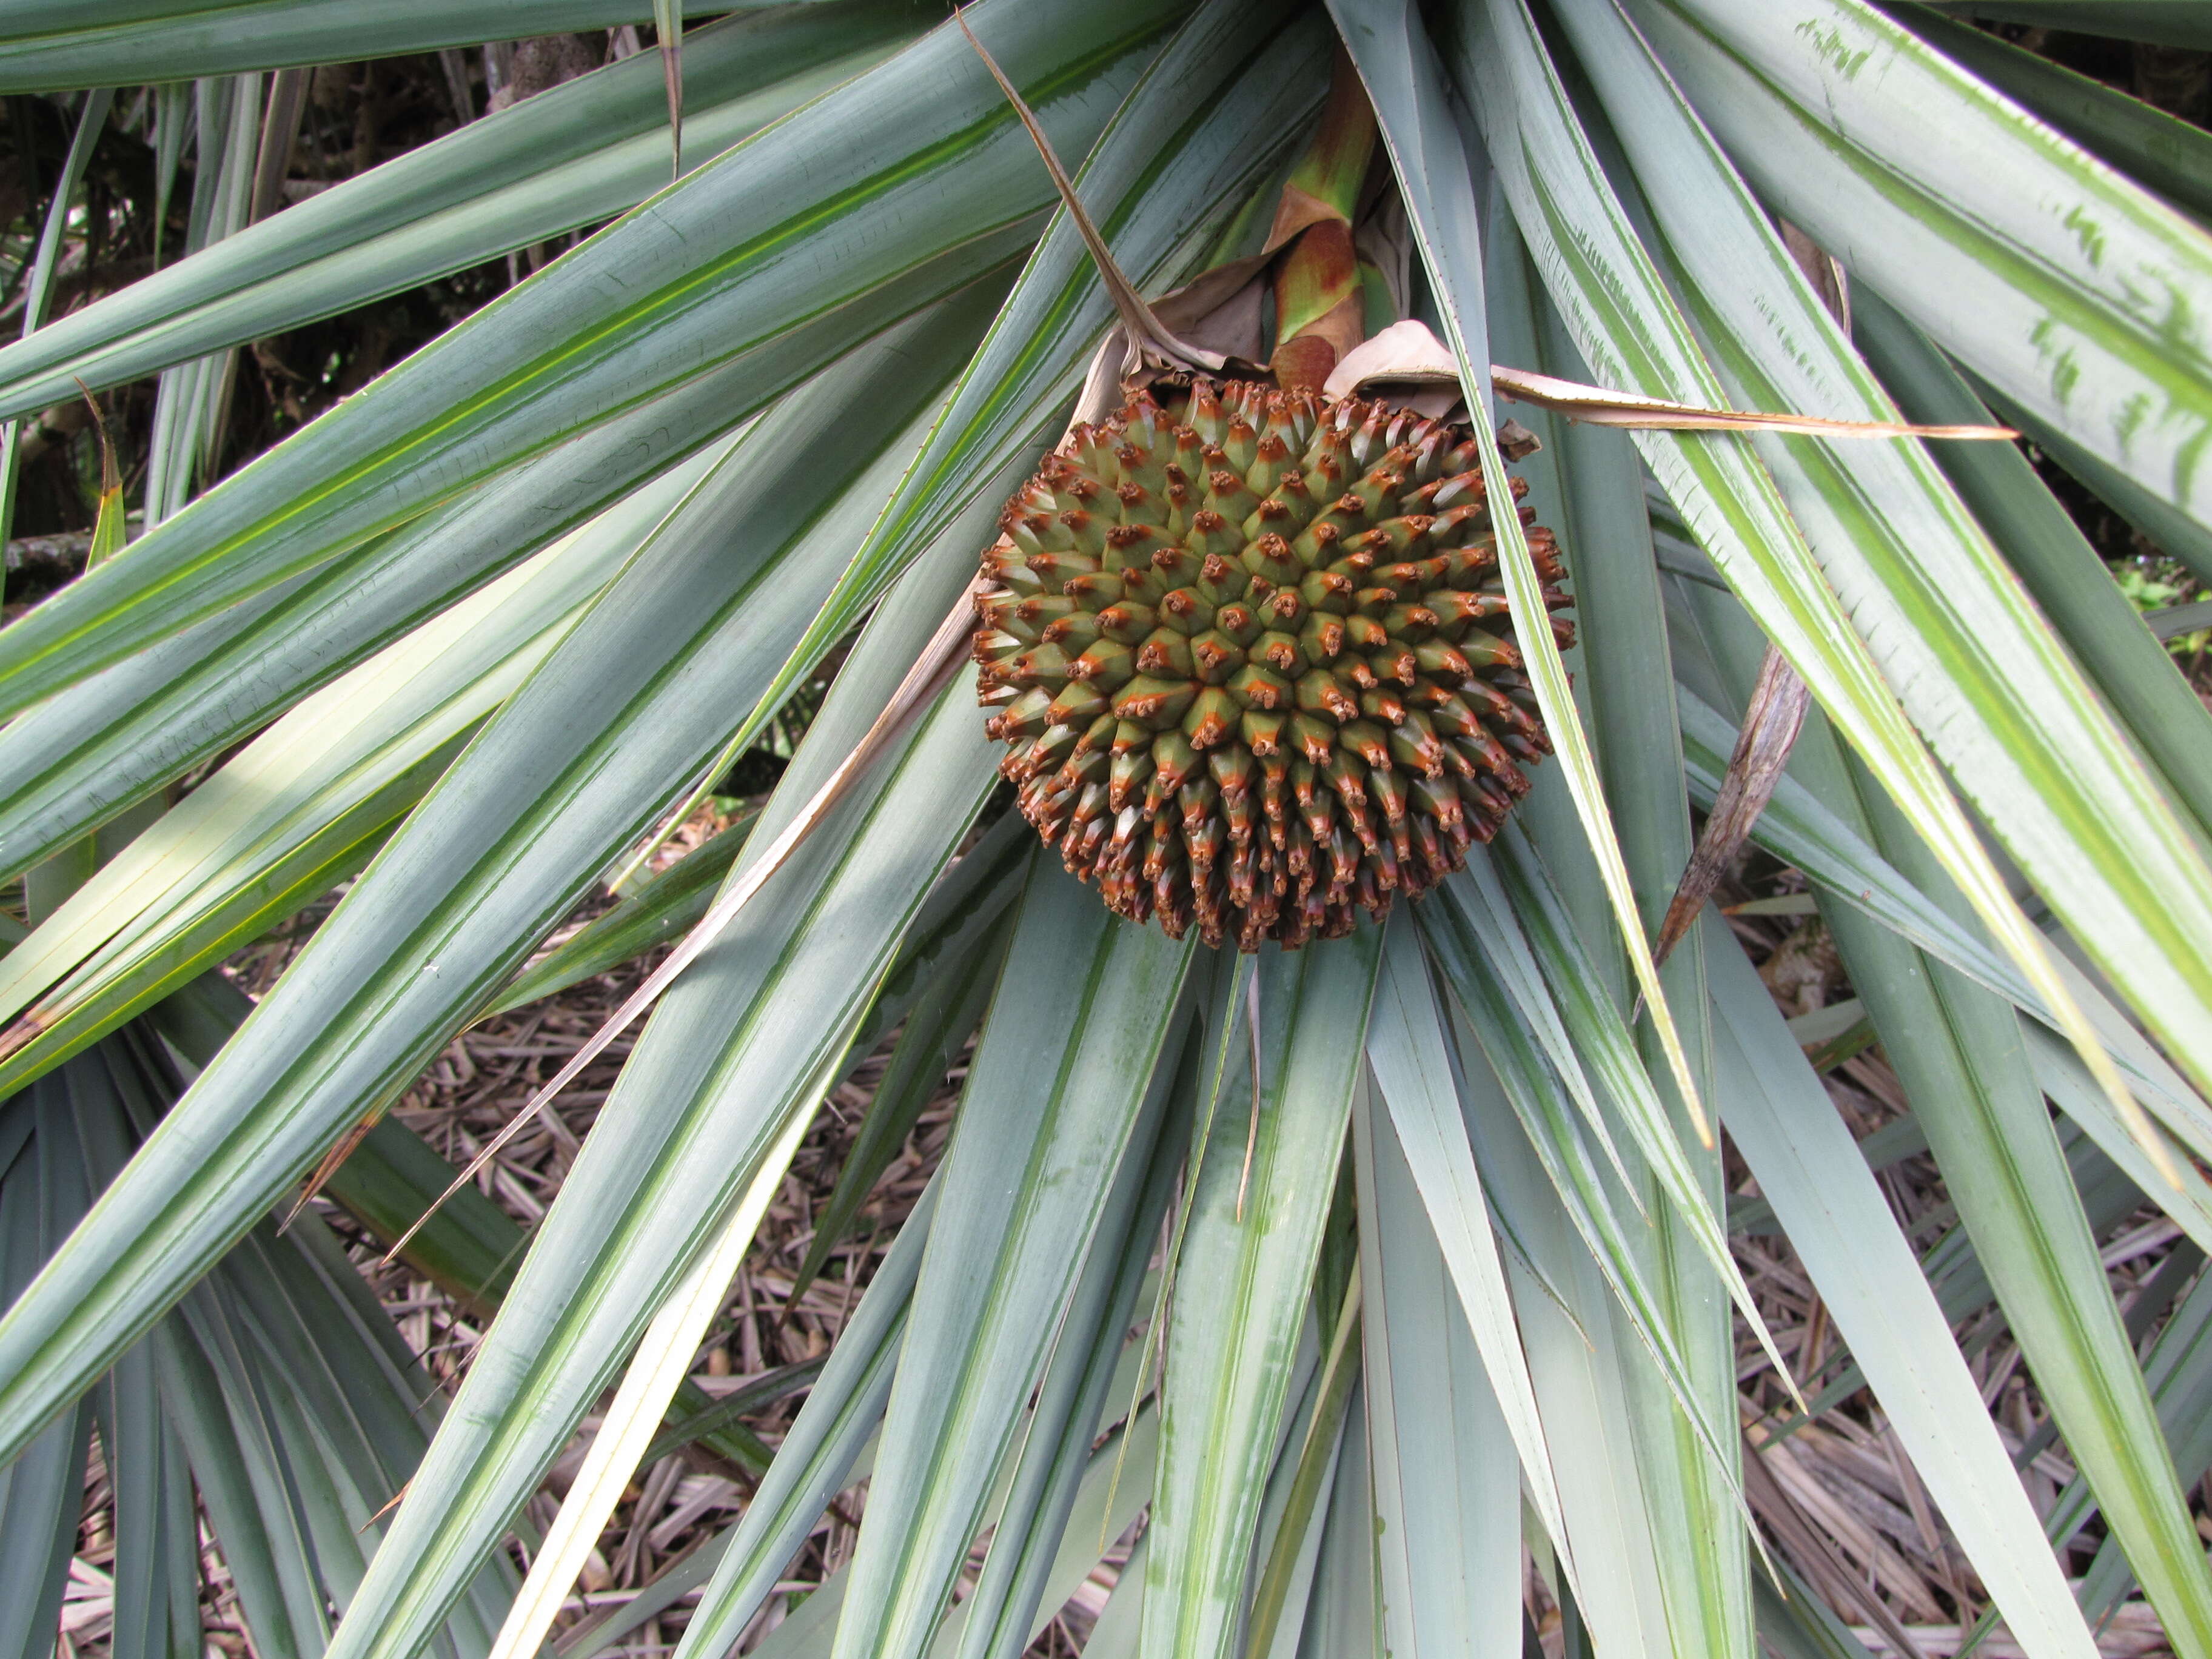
[
  {"x1": 0, "y1": 298, "x2": 995, "y2": 1473},
  {"x1": 0, "y1": 1, "x2": 863, "y2": 89},
  {"x1": 1146, "y1": 926, "x2": 1384, "y2": 1659},
  {"x1": 0, "y1": 369, "x2": 773, "y2": 883},
  {"x1": 0, "y1": 0, "x2": 1176, "y2": 717},
  {"x1": 1443, "y1": 0, "x2": 2183, "y2": 1182},
  {"x1": 1452, "y1": 1011, "x2": 1715, "y2": 1659},
  {"x1": 947, "y1": 1021, "x2": 1189, "y2": 1659},
  {"x1": 1691, "y1": 583, "x2": 2212, "y2": 1649},
  {"x1": 322, "y1": 529, "x2": 1006, "y2": 1659},
  {"x1": 831, "y1": 859, "x2": 1196, "y2": 1659},
  {"x1": 1704, "y1": 916, "x2": 2100, "y2": 1659},
  {"x1": 1849, "y1": 284, "x2": 2212, "y2": 842},
  {"x1": 668, "y1": 1182, "x2": 941, "y2": 1659},
  {"x1": 0, "y1": 4, "x2": 922, "y2": 421},
  {"x1": 1632, "y1": 0, "x2": 2212, "y2": 544},
  {"x1": 1367, "y1": 914, "x2": 1572, "y2": 1568},
  {"x1": 1352, "y1": 1077, "x2": 1522, "y2": 1659},
  {"x1": 1569, "y1": 0, "x2": 2212, "y2": 1135}
]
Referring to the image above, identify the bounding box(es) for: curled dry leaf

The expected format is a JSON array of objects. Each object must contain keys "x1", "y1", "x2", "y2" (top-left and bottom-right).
[
  {"x1": 1324, "y1": 318, "x2": 1464, "y2": 420},
  {"x1": 1322, "y1": 318, "x2": 1459, "y2": 398},
  {"x1": 955, "y1": 6, "x2": 1222, "y2": 384},
  {"x1": 1653, "y1": 642, "x2": 1812, "y2": 971},
  {"x1": 1490, "y1": 362, "x2": 2016, "y2": 441}
]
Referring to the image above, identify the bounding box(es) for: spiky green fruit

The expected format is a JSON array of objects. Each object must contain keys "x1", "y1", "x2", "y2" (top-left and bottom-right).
[{"x1": 974, "y1": 378, "x2": 1572, "y2": 951}]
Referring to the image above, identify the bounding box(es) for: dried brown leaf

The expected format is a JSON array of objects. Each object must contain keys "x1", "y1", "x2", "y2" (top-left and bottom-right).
[
  {"x1": 1654, "y1": 645, "x2": 1811, "y2": 970},
  {"x1": 1743, "y1": 1423, "x2": 1932, "y2": 1659},
  {"x1": 954, "y1": 6, "x2": 1221, "y2": 384},
  {"x1": 1492, "y1": 363, "x2": 2016, "y2": 441}
]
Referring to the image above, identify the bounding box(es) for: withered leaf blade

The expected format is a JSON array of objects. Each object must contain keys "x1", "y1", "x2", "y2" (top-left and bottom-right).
[
  {"x1": 954, "y1": 6, "x2": 1221, "y2": 383},
  {"x1": 1654, "y1": 643, "x2": 1811, "y2": 970},
  {"x1": 1492, "y1": 363, "x2": 2016, "y2": 441},
  {"x1": 1325, "y1": 321, "x2": 2010, "y2": 441},
  {"x1": 1742, "y1": 1425, "x2": 1931, "y2": 1659},
  {"x1": 281, "y1": 1111, "x2": 382, "y2": 1233}
]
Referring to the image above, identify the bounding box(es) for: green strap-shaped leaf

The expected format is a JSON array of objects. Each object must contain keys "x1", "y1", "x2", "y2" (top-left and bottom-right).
[
  {"x1": 1350, "y1": 1079, "x2": 1521, "y2": 1659},
  {"x1": 1891, "y1": 4, "x2": 2212, "y2": 224},
  {"x1": 1673, "y1": 572, "x2": 2212, "y2": 1185},
  {"x1": 1988, "y1": 373, "x2": 2212, "y2": 586},
  {"x1": 2028, "y1": 1025, "x2": 2212, "y2": 1256},
  {"x1": 0, "y1": 787, "x2": 417, "y2": 1101},
  {"x1": 1691, "y1": 578, "x2": 2212, "y2": 1652},
  {"x1": 0, "y1": 1079, "x2": 96, "y2": 1659},
  {"x1": 0, "y1": 5, "x2": 922, "y2": 421},
  {"x1": 730, "y1": 0, "x2": 1333, "y2": 789},
  {"x1": 152, "y1": 1305, "x2": 321, "y2": 1656},
  {"x1": 0, "y1": 474, "x2": 660, "y2": 1089},
  {"x1": 1242, "y1": 1294, "x2": 1344, "y2": 1659},
  {"x1": 2076, "y1": 1256, "x2": 2212, "y2": 1620},
  {"x1": 839, "y1": 809, "x2": 1038, "y2": 1067},
  {"x1": 831, "y1": 858, "x2": 1196, "y2": 1659},
  {"x1": 1752, "y1": 1560, "x2": 1882, "y2": 1659},
  {"x1": 1821, "y1": 748, "x2": 2212, "y2": 1651},
  {"x1": 0, "y1": 83, "x2": 113, "y2": 552},
  {"x1": 1443, "y1": 0, "x2": 2197, "y2": 1181},
  {"x1": 1369, "y1": 913, "x2": 1572, "y2": 1573},
  {"x1": 945, "y1": 1406, "x2": 1168, "y2": 1659},
  {"x1": 1632, "y1": 0, "x2": 2212, "y2": 534},
  {"x1": 1894, "y1": 1120, "x2": 2153, "y2": 1353},
  {"x1": 488, "y1": 1082, "x2": 824, "y2": 1658},
  {"x1": 322, "y1": 534, "x2": 1006, "y2": 1659},
  {"x1": 1922, "y1": 1224, "x2": 2210, "y2": 1657},
  {"x1": 1491, "y1": 826, "x2": 1785, "y2": 1372},
  {"x1": 1850, "y1": 284, "x2": 2212, "y2": 843},
  {"x1": 142, "y1": 73, "x2": 263, "y2": 524},
  {"x1": 99, "y1": 1328, "x2": 198, "y2": 1659},
  {"x1": 0, "y1": 498, "x2": 602, "y2": 1026},
  {"x1": 1486, "y1": 207, "x2": 1758, "y2": 1654},
  {"x1": 1426, "y1": 874, "x2": 1748, "y2": 1517},
  {"x1": 0, "y1": 0, "x2": 1178, "y2": 719},
  {"x1": 1433, "y1": 826, "x2": 1643, "y2": 1208},
  {"x1": 686, "y1": 1327, "x2": 1165, "y2": 1659},
  {"x1": 1287, "y1": 1390, "x2": 1379, "y2": 1659},
  {"x1": 1076, "y1": 1533, "x2": 1148, "y2": 1659},
  {"x1": 1145, "y1": 927, "x2": 1383, "y2": 1659},
  {"x1": 0, "y1": 1, "x2": 833, "y2": 89},
  {"x1": 0, "y1": 361, "x2": 775, "y2": 882},
  {"x1": 138, "y1": 974, "x2": 531, "y2": 1321},
  {"x1": 660, "y1": 1184, "x2": 937, "y2": 1659},
  {"x1": 1704, "y1": 918, "x2": 2102, "y2": 1659},
  {"x1": 80, "y1": 1028, "x2": 516, "y2": 1653},
  {"x1": 1450, "y1": 1004, "x2": 1717, "y2": 1659},
  {"x1": 0, "y1": 301, "x2": 994, "y2": 1476},
  {"x1": 1677, "y1": 683, "x2": 2211, "y2": 1150},
  {"x1": 947, "y1": 1018, "x2": 1190, "y2": 1659},
  {"x1": 1574, "y1": 0, "x2": 2212, "y2": 1116}
]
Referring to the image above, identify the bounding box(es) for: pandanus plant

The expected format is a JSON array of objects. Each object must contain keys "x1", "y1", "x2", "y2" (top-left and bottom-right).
[{"x1": 0, "y1": 2, "x2": 2210, "y2": 1658}]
